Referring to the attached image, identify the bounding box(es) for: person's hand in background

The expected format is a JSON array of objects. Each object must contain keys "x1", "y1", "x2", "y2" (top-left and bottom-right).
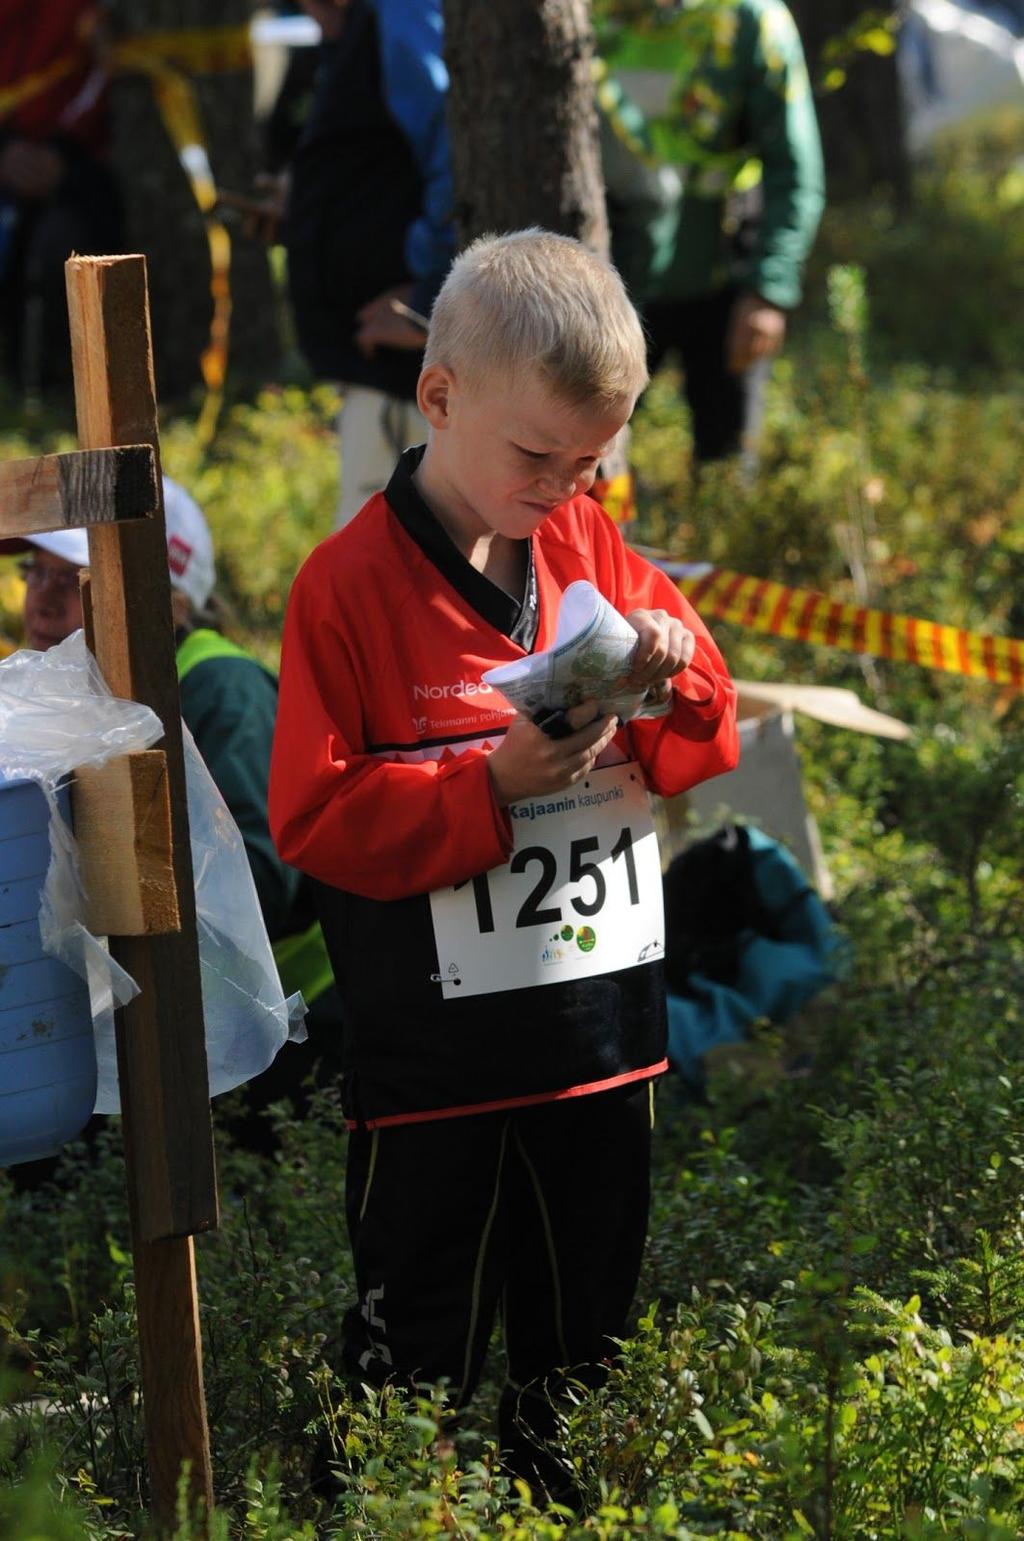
[
  {"x1": 355, "y1": 284, "x2": 429, "y2": 356},
  {"x1": 0, "y1": 140, "x2": 64, "y2": 201},
  {"x1": 726, "y1": 290, "x2": 786, "y2": 374}
]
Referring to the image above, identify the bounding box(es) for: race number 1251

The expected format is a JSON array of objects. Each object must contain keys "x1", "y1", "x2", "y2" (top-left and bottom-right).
[{"x1": 455, "y1": 825, "x2": 640, "y2": 934}]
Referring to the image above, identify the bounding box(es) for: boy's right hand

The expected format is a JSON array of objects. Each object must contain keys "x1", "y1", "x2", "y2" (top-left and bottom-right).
[{"x1": 487, "y1": 701, "x2": 619, "y2": 809}]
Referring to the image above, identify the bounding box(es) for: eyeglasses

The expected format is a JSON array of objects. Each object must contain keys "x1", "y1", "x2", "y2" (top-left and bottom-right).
[{"x1": 16, "y1": 557, "x2": 83, "y2": 595}]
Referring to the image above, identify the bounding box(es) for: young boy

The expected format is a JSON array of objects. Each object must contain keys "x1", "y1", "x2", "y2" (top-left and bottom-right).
[{"x1": 269, "y1": 229, "x2": 738, "y2": 1496}]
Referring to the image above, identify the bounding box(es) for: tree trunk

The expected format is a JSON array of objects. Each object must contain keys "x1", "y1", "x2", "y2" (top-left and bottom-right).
[
  {"x1": 443, "y1": 0, "x2": 608, "y2": 255},
  {"x1": 107, "y1": 1, "x2": 280, "y2": 403},
  {"x1": 789, "y1": 0, "x2": 909, "y2": 204}
]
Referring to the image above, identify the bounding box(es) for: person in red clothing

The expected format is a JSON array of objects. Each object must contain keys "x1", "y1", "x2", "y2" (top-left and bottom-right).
[
  {"x1": 0, "y1": 1, "x2": 121, "y2": 391},
  {"x1": 269, "y1": 229, "x2": 738, "y2": 1500}
]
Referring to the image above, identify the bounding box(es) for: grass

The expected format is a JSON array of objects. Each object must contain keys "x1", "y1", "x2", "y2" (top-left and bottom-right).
[{"x1": 2, "y1": 114, "x2": 1024, "y2": 1538}]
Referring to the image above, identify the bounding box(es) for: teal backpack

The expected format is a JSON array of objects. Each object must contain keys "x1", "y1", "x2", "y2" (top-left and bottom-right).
[{"x1": 663, "y1": 823, "x2": 841, "y2": 1087}]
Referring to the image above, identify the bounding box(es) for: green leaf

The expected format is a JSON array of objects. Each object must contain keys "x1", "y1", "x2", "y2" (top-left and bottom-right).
[{"x1": 857, "y1": 27, "x2": 897, "y2": 56}]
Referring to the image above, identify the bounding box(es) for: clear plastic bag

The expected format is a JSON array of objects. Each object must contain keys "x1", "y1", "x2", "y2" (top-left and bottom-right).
[
  {"x1": 0, "y1": 631, "x2": 306, "y2": 1114},
  {"x1": 0, "y1": 631, "x2": 162, "y2": 1008},
  {"x1": 91, "y1": 724, "x2": 307, "y2": 1115}
]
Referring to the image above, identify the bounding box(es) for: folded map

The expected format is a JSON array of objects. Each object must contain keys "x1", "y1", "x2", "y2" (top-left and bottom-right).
[{"x1": 482, "y1": 581, "x2": 671, "y2": 725}]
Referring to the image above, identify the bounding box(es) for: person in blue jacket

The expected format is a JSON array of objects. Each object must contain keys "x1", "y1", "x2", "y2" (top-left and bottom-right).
[{"x1": 286, "y1": 0, "x2": 455, "y2": 525}]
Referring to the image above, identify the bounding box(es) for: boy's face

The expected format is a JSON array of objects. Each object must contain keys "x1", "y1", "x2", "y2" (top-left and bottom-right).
[{"x1": 417, "y1": 365, "x2": 633, "y2": 544}]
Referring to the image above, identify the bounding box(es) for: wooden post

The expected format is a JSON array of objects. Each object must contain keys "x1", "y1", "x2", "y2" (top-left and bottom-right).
[{"x1": 65, "y1": 254, "x2": 216, "y2": 1527}]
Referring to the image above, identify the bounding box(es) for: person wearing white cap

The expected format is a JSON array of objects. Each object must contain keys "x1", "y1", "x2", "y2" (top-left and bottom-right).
[
  {"x1": 10, "y1": 476, "x2": 216, "y2": 651},
  {"x1": 4, "y1": 476, "x2": 341, "y2": 1152}
]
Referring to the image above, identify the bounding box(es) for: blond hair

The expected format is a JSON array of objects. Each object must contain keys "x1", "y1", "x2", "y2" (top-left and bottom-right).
[{"x1": 423, "y1": 229, "x2": 648, "y2": 405}]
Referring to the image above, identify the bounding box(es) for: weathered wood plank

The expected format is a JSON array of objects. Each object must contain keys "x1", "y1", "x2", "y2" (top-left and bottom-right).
[
  {"x1": 66, "y1": 253, "x2": 217, "y2": 1242},
  {"x1": 0, "y1": 445, "x2": 157, "y2": 539},
  {"x1": 66, "y1": 252, "x2": 215, "y2": 1528},
  {"x1": 72, "y1": 751, "x2": 180, "y2": 937},
  {"x1": 132, "y1": 1235, "x2": 212, "y2": 1527}
]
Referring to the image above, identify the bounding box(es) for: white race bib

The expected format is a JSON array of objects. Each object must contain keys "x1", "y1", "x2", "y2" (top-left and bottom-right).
[{"x1": 429, "y1": 762, "x2": 664, "y2": 999}]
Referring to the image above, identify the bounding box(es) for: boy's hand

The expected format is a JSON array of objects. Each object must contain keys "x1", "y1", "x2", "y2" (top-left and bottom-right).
[
  {"x1": 488, "y1": 701, "x2": 619, "y2": 809},
  {"x1": 626, "y1": 609, "x2": 696, "y2": 700}
]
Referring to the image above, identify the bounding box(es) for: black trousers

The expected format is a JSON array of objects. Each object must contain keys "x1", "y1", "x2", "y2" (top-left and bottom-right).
[
  {"x1": 645, "y1": 285, "x2": 771, "y2": 464},
  {"x1": 343, "y1": 1081, "x2": 654, "y2": 1497}
]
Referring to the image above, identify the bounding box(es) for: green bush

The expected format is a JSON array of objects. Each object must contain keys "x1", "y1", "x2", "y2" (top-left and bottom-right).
[{"x1": 4, "y1": 120, "x2": 1024, "y2": 1538}]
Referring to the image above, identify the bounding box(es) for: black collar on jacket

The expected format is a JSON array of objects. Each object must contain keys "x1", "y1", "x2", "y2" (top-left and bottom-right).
[{"x1": 385, "y1": 446, "x2": 539, "y2": 653}]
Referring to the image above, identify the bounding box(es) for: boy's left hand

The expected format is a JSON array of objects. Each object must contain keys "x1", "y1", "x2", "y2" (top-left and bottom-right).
[{"x1": 626, "y1": 608, "x2": 696, "y2": 695}]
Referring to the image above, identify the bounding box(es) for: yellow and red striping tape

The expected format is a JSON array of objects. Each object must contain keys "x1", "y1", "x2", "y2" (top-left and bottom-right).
[
  {"x1": 664, "y1": 562, "x2": 1024, "y2": 689},
  {"x1": 596, "y1": 477, "x2": 1024, "y2": 689},
  {"x1": 601, "y1": 480, "x2": 1024, "y2": 689}
]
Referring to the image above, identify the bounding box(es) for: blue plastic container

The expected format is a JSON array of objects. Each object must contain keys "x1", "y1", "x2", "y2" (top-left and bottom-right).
[{"x1": 0, "y1": 774, "x2": 96, "y2": 1166}]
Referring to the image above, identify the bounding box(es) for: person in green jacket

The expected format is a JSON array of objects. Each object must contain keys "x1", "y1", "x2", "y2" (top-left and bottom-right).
[
  {"x1": 2, "y1": 478, "x2": 340, "y2": 1150},
  {"x1": 599, "y1": 0, "x2": 824, "y2": 465}
]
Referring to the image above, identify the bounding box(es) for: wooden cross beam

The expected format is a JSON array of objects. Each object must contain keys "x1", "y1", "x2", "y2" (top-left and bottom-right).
[{"x1": 0, "y1": 444, "x2": 157, "y2": 540}]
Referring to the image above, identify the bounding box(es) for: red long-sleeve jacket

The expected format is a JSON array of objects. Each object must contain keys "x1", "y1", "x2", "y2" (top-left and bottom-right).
[{"x1": 270, "y1": 450, "x2": 738, "y2": 1127}]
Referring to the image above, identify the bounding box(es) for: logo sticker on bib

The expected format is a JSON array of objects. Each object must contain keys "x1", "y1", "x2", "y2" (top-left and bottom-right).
[{"x1": 429, "y1": 762, "x2": 664, "y2": 999}]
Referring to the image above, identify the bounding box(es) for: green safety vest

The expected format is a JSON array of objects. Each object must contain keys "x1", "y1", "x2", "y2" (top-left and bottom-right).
[{"x1": 175, "y1": 628, "x2": 334, "y2": 1007}]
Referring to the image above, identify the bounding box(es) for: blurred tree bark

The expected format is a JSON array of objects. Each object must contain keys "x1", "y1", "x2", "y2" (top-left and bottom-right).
[
  {"x1": 789, "y1": 1, "x2": 910, "y2": 204},
  {"x1": 443, "y1": 0, "x2": 609, "y2": 254},
  {"x1": 107, "y1": 0, "x2": 280, "y2": 402}
]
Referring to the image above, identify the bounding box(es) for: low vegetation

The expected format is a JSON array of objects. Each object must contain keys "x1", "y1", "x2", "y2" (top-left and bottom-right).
[{"x1": 2, "y1": 121, "x2": 1024, "y2": 1537}]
